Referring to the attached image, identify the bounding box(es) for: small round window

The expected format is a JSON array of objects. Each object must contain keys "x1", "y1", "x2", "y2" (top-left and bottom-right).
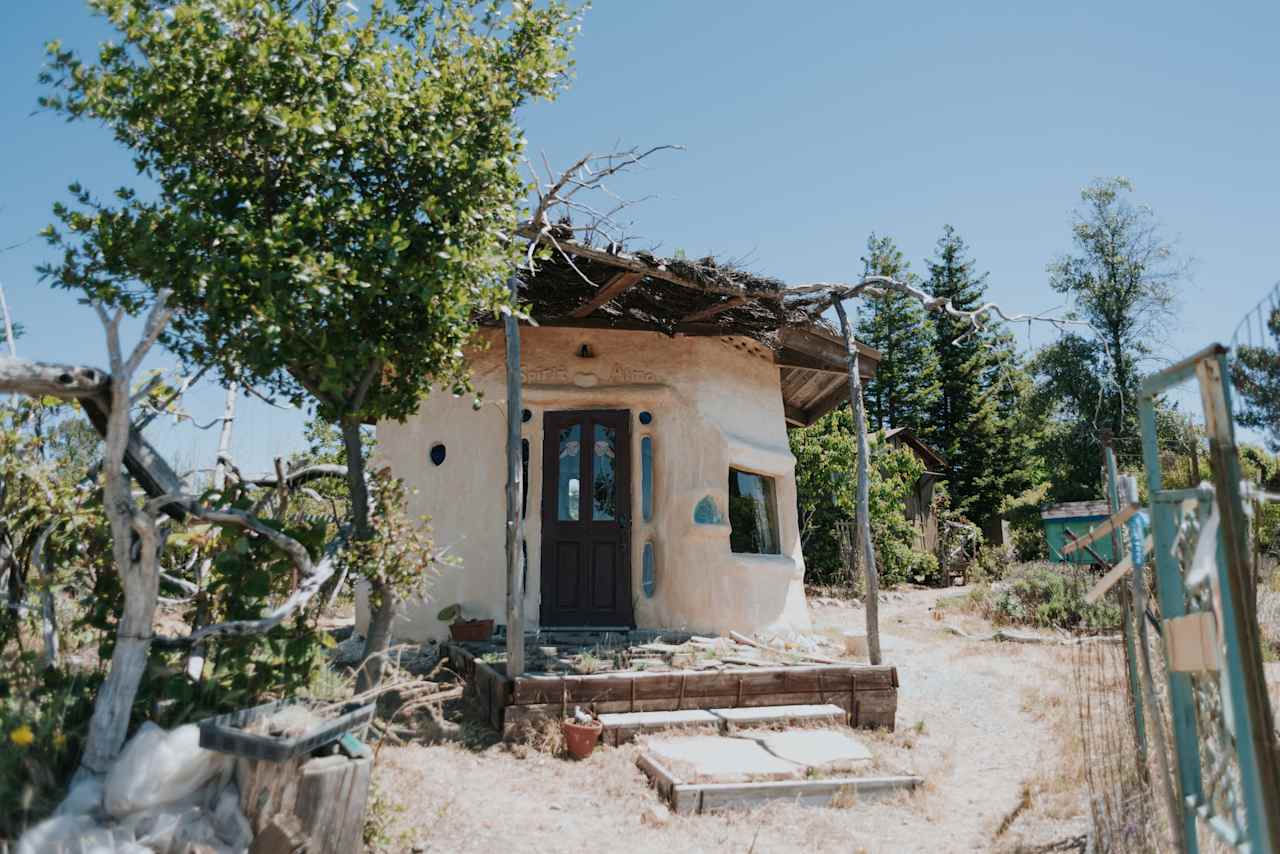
[
  {"x1": 638, "y1": 411, "x2": 653, "y2": 425},
  {"x1": 694, "y1": 496, "x2": 722, "y2": 525},
  {"x1": 430, "y1": 443, "x2": 447, "y2": 466}
]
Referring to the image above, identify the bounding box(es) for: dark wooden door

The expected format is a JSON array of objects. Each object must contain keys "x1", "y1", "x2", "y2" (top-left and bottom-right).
[{"x1": 540, "y1": 409, "x2": 633, "y2": 627}]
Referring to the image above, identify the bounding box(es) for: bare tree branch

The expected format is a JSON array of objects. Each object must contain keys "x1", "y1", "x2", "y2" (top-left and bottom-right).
[
  {"x1": 785, "y1": 276, "x2": 1086, "y2": 343},
  {"x1": 147, "y1": 498, "x2": 344, "y2": 647}
]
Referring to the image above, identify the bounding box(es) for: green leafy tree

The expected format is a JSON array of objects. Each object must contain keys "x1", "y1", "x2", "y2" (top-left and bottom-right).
[
  {"x1": 791, "y1": 408, "x2": 936, "y2": 587},
  {"x1": 1033, "y1": 178, "x2": 1183, "y2": 497},
  {"x1": 1234, "y1": 304, "x2": 1280, "y2": 450},
  {"x1": 39, "y1": 0, "x2": 581, "y2": 689},
  {"x1": 857, "y1": 234, "x2": 941, "y2": 441}
]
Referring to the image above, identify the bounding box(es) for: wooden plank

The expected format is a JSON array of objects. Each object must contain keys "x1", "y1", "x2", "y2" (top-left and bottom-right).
[
  {"x1": 569, "y1": 271, "x2": 644, "y2": 318},
  {"x1": 1059, "y1": 504, "x2": 1139, "y2": 555},
  {"x1": 1084, "y1": 534, "x2": 1152, "y2": 603},
  {"x1": 854, "y1": 689, "x2": 898, "y2": 730},
  {"x1": 693, "y1": 775, "x2": 921, "y2": 812},
  {"x1": 775, "y1": 350, "x2": 851, "y2": 375},
  {"x1": 679, "y1": 296, "x2": 749, "y2": 323},
  {"x1": 294, "y1": 754, "x2": 372, "y2": 854},
  {"x1": 509, "y1": 666, "x2": 896, "y2": 702}
]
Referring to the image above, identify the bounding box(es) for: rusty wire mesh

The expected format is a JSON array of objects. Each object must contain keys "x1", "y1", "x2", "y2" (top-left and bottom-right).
[{"x1": 1071, "y1": 581, "x2": 1175, "y2": 853}]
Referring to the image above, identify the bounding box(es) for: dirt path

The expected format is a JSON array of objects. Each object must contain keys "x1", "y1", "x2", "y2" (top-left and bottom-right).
[{"x1": 371, "y1": 587, "x2": 1089, "y2": 853}]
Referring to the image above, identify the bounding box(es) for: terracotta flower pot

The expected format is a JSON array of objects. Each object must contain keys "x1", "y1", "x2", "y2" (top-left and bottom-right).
[
  {"x1": 561, "y1": 718, "x2": 603, "y2": 760},
  {"x1": 448, "y1": 618, "x2": 494, "y2": 642}
]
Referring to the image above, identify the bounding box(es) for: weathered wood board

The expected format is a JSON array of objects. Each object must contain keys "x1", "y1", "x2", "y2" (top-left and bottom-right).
[
  {"x1": 237, "y1": 751, "x2": 372, "y2": 854},
  {"x1": 636, "y1": 749, "x2": 920, "y2": 814}
]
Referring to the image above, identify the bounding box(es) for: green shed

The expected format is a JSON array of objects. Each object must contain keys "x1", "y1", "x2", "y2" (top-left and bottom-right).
[{"x1": 1040, "y1": 500, "x2": 1118, "y2": 565}]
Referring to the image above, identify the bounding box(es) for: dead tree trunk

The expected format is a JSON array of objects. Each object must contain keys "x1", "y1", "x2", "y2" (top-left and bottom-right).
[
  {"x1": 833, "y1": 299, "x2": 881, "y2": 665},
  {"x1": 188, "y1": 381, "x2": 238, "y2": 680},
  {"x1": 503, "y1": 277, "x2": 525, "y2": 677},
  {"x1": 80, "y1": 297, "x2": 172, "y2": 775}
]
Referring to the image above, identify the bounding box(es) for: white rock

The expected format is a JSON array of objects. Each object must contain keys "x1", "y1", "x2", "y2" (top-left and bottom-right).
[{"x1": 640, "y1": 804, "x2": 671, "y2": 827}]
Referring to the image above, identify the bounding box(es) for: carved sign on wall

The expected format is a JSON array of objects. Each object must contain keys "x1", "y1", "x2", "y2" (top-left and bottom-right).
[
  {"x1": 521, "y1": 366, "x2": 569, "y2": 385},
  {"x1": 609, "y1": 365, "x2": 658, "y2": 384},
  {"x1": 521, "y1": 364, "x2": 658, "y2": 385}
]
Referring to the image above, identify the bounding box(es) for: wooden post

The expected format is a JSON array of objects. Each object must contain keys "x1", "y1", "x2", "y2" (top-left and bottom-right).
[
  {"x1": 833, "y1": 299, "x2": 880, "y2": 666},
  {"x1": 504, "y1": 275, "x2": 525, "y2": 678},
  {"x1": 189, "y1": 381, "x2": 238, "y2": 681},
  {"x1": 1101, "y1": 433, "x2": 1148, "y2": 781}
]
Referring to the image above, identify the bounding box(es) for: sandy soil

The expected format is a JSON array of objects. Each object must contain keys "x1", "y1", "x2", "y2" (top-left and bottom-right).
[{"x1": 369, "y1": 587, "x2": 1091, "y2": 853}]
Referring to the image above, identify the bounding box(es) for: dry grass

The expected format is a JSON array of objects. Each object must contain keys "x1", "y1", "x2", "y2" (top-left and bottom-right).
[{"x1": 368, "y1": 586, "x2": 1098, "y2": 853}]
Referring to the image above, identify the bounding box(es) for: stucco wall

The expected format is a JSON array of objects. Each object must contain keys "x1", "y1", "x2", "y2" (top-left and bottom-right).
[{"x1": 364, "y1": 326, "x2": 812, "y2": 642}]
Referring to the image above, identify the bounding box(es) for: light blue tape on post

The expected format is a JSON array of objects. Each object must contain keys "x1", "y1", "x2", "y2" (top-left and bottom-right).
[{"x1": 1128, "y1": 510, "x2": 1148, "y2": 568}]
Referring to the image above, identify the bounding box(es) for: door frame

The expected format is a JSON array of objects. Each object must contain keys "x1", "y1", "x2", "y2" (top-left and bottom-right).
[{"x1": 538, "y1": 408, "x2": 634, "y2": 628}]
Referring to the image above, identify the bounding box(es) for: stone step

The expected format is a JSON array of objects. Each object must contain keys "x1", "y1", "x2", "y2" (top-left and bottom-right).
[
  {"x1": 710, "y1": 703, "x2": 847, "y2": 730},
  {"x1": 599, "y1": 703, "x2": 848, "y2": 745},
  {"x1": 598, "y1": 710, "x2": 721, "y2": 746}
]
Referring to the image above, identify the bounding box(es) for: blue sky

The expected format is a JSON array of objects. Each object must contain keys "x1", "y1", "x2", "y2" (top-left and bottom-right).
[{"x1": 2, "y1": 1, "x2": 1278, "y2": 471}]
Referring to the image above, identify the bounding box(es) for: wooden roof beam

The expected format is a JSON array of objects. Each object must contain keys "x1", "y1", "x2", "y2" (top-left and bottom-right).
[
  {"x1": 570, "y1": 271, "x2": 644, "y2": 318},
  {"x1": 784, "y1": 403, "x2": 810, "y2": 428},
  {"x1": 680, "y1": 296, "x2": 749, "y2": 324}
]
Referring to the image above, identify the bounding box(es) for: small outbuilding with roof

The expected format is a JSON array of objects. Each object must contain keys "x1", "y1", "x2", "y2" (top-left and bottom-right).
[{"x1": 365, "y1": 230, "x2": 881, "y2": 642}]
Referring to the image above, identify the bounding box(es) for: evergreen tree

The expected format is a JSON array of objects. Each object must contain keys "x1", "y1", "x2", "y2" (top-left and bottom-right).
[
  {"x1": 856, "y1": 234, "x2": 941, "y2": 441},
  {"x1": 925, "y1": 226, "x2": 1033, "y2": 527}
]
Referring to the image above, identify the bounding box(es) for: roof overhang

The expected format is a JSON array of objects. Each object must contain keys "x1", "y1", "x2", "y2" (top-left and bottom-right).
[{"x1": 507, "y1": 228, "x2": 882, "y2": 429}]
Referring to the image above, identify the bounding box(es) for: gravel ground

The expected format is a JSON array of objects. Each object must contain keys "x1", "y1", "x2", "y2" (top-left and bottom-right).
[{"x1": 369, "y1": 586, "x2": 1091, "y2": 853}]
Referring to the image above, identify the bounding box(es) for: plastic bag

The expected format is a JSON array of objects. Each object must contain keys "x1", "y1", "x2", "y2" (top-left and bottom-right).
[
  {"x1": 103, "y1": 723, "x2": 232, "y2": 817},
  {"x1": 55, "y1": 775, "x2": 105, "y2": 817},
  {"x1": 16, "y1": 815, "x2": 148, "y2": 854}
]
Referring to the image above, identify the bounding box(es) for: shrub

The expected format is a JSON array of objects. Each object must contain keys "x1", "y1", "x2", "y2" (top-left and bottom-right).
[
  {"x1": 1002, "y1": 484, "x2": 1051, "y2": 562},
  {"x1": 0, "y1": 655, "x2": 97, "y2": 840},
  {"x1": 971, "y1": 544, "x2": 1011, "y2": 584},
  {"x1": 992, "y1": 564, "x2": 1119, "y2": 630},
  {"x1": 791, "y1": 410, "x2": 936, "y2": 587}
]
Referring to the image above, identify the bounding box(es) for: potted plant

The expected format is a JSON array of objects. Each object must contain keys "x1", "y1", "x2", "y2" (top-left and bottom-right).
[
  {"x1": 437, "y1": 603, "x2": 494, "y2": 642},
  {"x1": 561, "y1": 708, "x2": 603, "y2": 760}
]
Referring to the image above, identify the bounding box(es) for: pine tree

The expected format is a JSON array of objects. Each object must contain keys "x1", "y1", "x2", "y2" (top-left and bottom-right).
[
  {"x1": 926, "y1": 226, "x2": 1034, "y2": 528},
  {"x1": 856, "y1": 234, "x2": 941, "y2": 441}
]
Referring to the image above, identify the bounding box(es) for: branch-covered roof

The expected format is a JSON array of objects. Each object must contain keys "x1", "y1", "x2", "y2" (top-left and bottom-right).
[{"x1": 508, "y1": 227, "x2": 881, "y2": 427}]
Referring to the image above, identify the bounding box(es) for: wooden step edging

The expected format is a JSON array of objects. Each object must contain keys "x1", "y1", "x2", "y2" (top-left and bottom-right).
[
  {"x1": 636, "y1": 750, "x2": 922, "y2": 814},
  {"x1": 446, "y1": 643, "x2": 899, "y2": 738}
]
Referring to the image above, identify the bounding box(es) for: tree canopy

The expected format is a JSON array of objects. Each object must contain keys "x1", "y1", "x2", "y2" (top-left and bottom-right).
[
  {"x1": 40, "y1": 0, "x2": 580, "y2": 425},
  {"x1": 925, "y1": 225, "x2": 1033, "y2": 526},
  {"x1": 1032, "y1": 178, "x2": 1184, "y2": 497},
  {"x1": 856, "y1": 234, "x2": 941, "y2": 441}
]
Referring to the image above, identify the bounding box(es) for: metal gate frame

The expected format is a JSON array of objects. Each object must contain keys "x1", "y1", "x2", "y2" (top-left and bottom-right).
[{"x1": 1138, "y1": 343, "x2": 1280, "y2": 853}]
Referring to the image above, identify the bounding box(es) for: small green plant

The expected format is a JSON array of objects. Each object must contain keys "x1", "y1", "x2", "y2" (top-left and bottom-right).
[
  {"x1": 971, "y1": 545, "x2": 1010, "y2": 584},
  {"x1": 0, "y1": 656, "x2": 96, "y2": 839},
  {"x1": 575, "y1": 649, "x2": 610, "y2": 674},
  {"x1": 437, "y1": 603, "x2": 465, "y2": 624},
  {"x1": 992, "y1": 564, "x2": 1119, "y2": 630}
]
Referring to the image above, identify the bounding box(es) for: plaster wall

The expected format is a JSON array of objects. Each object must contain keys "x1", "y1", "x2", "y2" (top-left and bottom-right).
[{"x1": 364, "y1": 326, "x2": 812, "y2": 642}]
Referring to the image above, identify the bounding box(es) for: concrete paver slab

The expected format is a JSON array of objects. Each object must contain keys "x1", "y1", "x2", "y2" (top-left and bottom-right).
[
  {"x1": 749, "y1": 729, "x2": 873, "y2": 773},
  {"x1": 642, "y1": 735, "x2": 804, "y2": 783}
]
